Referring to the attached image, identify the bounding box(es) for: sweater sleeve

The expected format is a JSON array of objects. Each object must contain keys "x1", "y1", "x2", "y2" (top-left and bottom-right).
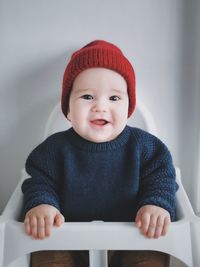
[
  {"x1": 21, "y1": 135, "x2": 63, "y2": 216},
  {"x1": 134, "y1": 129, "x2": 178, "y2": 221}
]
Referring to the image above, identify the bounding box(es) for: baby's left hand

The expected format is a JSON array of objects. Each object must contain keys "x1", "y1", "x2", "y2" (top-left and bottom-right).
[{"x1": 135, "y1": 205, "x2": 170, "y2": 239}]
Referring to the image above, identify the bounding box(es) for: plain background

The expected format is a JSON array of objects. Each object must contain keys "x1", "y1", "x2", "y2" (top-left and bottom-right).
[{"x1": 0, "y1": 0, "x2": 200, "y2": 215}]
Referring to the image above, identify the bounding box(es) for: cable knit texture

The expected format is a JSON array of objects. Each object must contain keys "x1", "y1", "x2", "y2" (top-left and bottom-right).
[{"x1": 22, "y1": 126, "x2": 178, "y2": 221}]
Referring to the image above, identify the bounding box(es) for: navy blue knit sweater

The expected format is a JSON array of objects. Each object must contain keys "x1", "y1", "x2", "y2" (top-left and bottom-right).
[{"x1": 22, "y1": 126, "x2": 178, "y2": 222}]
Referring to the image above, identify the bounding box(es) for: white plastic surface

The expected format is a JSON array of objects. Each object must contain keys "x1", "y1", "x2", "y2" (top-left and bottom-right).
[
  {"x1": 0, "y1": 100, "x2": 197, "y2": 267},
  {"x1": 190, "y1": 215, "x2": 200, "y2": 267}
]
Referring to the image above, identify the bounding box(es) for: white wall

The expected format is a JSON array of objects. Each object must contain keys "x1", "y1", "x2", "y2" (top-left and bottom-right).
[
  {"x1": 177, "y1": 0, "x2": 200, "y2": 213},
  {"x1": 0, "y1": 0, "x2": 199, "y2": 213}
]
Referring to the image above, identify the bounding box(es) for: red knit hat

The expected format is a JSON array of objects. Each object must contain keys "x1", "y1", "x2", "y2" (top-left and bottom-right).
[{"x1": 62, "y1": 40, "x2": 136, "y2": 118}]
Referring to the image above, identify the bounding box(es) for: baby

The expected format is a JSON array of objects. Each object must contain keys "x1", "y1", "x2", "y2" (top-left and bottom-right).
[{"x1": 22, "y1": 40, "x2": 178, "y2": 267}]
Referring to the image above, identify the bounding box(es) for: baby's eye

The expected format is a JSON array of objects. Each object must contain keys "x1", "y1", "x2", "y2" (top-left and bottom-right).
[
  {"x1": 110, "y1": 95, "x2": 120, "y2": 101},
  {"x1": 81, "y1": 94, "x2": 93, "y2": 100}
]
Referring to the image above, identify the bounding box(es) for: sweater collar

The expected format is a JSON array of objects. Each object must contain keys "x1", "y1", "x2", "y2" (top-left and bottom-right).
[{"x1": 67, "y1": 125, "x2": 131, "y2": 152}]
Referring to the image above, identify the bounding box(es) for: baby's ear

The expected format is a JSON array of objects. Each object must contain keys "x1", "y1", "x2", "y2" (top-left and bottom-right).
[{"x1": 66, "y1": 110, "x2": 71, "y2": 121}]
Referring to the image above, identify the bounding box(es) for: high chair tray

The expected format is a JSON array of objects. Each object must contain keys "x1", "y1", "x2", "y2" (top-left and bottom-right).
[{"x1": 0, "y1": 168, "x2": 196, "y2": 267}]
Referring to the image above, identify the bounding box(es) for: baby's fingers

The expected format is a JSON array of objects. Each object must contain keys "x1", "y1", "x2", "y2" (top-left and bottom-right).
[
  {"x1": 37, "y1": 217, "x2": 45, "y2": 239},
  {"x1": 140, "y1": 213, "x2": 151, "y2": 235},
  {"x1": 54, "y1": 213, "x2": 65, "y2": 227},
  {"x1": 154, "y1": 216, "x2": 164, "y2": 238},
  {"x1": 146, "y1": 215, "x2": 157, "y2": 238},
  {"x1": 44, "y1": 216, "x2": 54, "y2": 237},
  {"x1": 30, "y1": 216, "x2": 38, "y2": 239},
  {"x1": 135, "y1": 212, "x2": 142, "y2": 228},
  {"x1": 161, "y1": 216, "x2": 170, "y2": 236},
  {"x1": 151, "y1": 215, "x2": 170, "y2": 238},
  {"x1": 24, "y1": 216, "x2": 31, "y2": 235}
]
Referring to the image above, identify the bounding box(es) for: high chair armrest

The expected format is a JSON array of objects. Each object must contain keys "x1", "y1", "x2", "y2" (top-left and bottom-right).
[
  {"x1": 1, "y1": 219, "x2": 193, "y2": 267},
  {"x1": 175, "y1": 167, "x2": 195, "y2": 220}
]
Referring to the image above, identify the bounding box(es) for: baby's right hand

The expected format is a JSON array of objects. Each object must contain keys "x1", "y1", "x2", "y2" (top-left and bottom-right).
[{"x1": 24, "y1": 204, "x2": 65, "y2": 239}]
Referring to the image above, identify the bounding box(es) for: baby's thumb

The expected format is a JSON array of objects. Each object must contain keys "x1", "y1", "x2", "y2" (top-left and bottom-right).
[
  {"x1": 54, "y1": 213, "x2": 65, "y2": 227},
  {"x1": 135, "y1": 219, "x2": 142, "y2": 228},
  {"x1": 135, "y1": 212, "x2": 142, "y2": 228}
]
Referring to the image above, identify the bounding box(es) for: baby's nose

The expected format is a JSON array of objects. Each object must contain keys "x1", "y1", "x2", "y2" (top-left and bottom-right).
[{"x1": 91, "y1": 101, "x2": 107, "y2": 112}]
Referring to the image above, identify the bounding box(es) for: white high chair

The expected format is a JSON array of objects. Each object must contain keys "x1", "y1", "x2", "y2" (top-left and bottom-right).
[
  {"x1": 190, "y1": 213, "x2": 200, "y2": 266},
  {"x1": 0, "y1": 99, "x2": 197, "y2": 267}
]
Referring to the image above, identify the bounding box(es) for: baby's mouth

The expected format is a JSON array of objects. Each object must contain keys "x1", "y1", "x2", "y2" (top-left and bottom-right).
[{"x1": 90, "y1": 119, "x2": 109, "y2": 126}]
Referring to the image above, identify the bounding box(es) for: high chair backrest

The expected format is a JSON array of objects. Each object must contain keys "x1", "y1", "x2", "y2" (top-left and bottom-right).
[{"x1": 43, "y1": 99, "x2": 158, "y2": 140}]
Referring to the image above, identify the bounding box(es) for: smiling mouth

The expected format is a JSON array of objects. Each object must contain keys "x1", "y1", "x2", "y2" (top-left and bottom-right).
[{"x1": 90, "y1": 119, "x2": 109, "y2": 126}]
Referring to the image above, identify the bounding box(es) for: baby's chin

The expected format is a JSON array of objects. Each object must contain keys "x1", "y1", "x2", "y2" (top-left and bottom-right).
[{"x1": 73, "y1": 124, "x2": 124, "y2": 143}]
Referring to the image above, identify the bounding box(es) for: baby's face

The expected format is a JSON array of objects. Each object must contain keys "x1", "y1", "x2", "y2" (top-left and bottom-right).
[{"x1": 68, "y1": 68, "x2": 129, "y2": 143}]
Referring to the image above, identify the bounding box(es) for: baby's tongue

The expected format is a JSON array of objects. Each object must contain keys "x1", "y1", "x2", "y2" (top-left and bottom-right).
[{"x1": 92, "y1": 119, "x2": 107, "y2": 125}]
